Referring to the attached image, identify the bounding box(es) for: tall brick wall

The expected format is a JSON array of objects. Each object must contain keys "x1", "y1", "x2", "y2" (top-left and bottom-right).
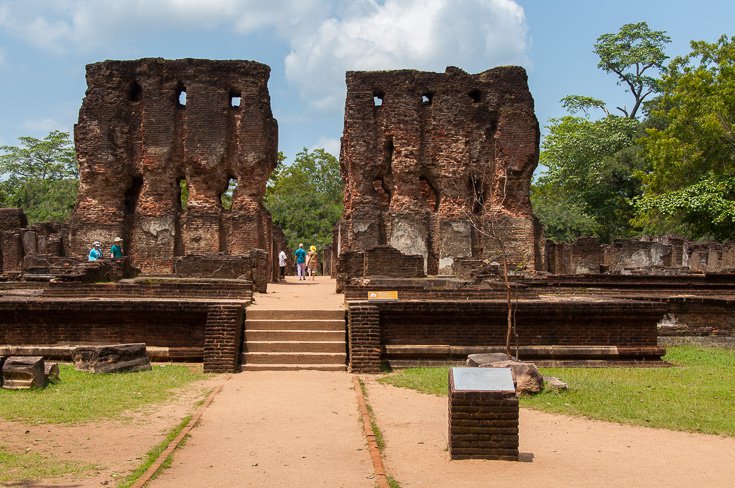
[
  {"x1": 67, "y1": 58, "x2": 278, "y2": 275},
  {"x1": 338, "y1": 66, "x2": 541, "y2": 277}
]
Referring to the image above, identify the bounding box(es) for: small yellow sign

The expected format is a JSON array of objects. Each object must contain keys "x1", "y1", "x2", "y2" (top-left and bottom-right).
[{"x1": 367, "y1": 290, "x2": 398, "y2": 300}]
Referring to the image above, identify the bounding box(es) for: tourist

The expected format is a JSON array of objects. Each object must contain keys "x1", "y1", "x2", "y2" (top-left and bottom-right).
[
  {"x1": 294, "y1": 243, "x2": 307, "y2": 280},
  {"x1": 278, "y1": 249, "x2": 288, "y2": 280},
  {"x1": 306, "y1": 245, "x2": 319, "y2": 280},
  {"x1": 88, "y1": 241, "x2": 102, "y2": 261},
  {"x1": 110, "y1": 237, "x2": 124, "y2": 259}
]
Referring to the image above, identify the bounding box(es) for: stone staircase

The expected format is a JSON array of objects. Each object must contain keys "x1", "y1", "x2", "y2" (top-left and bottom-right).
[{"x1": 241, "y1": 309, "x2": 347, "y2": 371}]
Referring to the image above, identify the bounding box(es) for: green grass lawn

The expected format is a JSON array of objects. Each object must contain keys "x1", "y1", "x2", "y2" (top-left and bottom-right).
[
  {"x1": 0, "y1": 364, "x2": 207, "y2": 424},
  {"x1": 378, "y1": 346, "x2": 735, "y2": 436}
]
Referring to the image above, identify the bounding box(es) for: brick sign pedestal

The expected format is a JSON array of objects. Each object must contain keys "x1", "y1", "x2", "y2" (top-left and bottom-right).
[{"x1": 448, "y1": 367, "x2": 519, "y2": 460}]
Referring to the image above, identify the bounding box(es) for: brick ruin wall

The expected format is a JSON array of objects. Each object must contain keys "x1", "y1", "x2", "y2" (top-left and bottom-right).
[
  {"x1": 67, "y1": 58, "x2": 278, "y2": 275},
  {"x1": 337, "y1": 66, "x2": 542, "y2": 278},
  {"x1": 547, "y1": 236, "x2": 735, "y2": 275}
]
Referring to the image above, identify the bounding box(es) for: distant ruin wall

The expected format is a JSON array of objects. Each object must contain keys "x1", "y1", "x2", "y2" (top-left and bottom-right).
[
  {"x1": 68, "y1": 58, "x2": 279, "y2": 274},
  {"x1": 337, "y1": 66, "x2": 541, "y2": 277},
  {"x1": 547, "y1": 237, "x2": 735, "y2": 275}
]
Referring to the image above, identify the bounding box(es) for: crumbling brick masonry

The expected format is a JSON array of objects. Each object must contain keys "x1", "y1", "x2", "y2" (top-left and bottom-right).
[
  {"x1": 68, "y1": 58, "x2": 279, "y2": 274},
  {"x1": 338, "y1": 66, "x2": 542, "y2": 275}
]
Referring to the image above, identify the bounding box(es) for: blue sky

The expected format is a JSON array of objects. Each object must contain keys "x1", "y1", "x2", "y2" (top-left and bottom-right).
[{"x1": 0, "y1": 0, "x2": 733, "y2": 165}]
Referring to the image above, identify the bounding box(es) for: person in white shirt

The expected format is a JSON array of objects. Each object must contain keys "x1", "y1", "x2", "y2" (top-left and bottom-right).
[{"x1": 278, "y1": 249, "x2": 288, "y2": 280}]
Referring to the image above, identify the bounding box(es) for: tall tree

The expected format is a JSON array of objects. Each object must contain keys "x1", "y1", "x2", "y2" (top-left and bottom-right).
[
  {"x1": 635, "y1": 35, "x2": 735, "y2": 240},
  {"x1": 562, "y1": 22, "x2": 671, "y2": 119},
  {"x1": 265, "y1": 148, "x2": 343, "y2": 252},
  {"x1": 533, "y1": 22, "x2": 670, "y2": 242},
  {"x1": 0, "y1": 130, "x2": 78, "y2": 223}
]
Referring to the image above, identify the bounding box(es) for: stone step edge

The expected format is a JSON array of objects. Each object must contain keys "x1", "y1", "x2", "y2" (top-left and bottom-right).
[
  {"x1": 245, "y1": 340, "x2": 346, "y2": 345},
  {"x1": 241, "y1": 364, "x2": 347, "y2": 371}
]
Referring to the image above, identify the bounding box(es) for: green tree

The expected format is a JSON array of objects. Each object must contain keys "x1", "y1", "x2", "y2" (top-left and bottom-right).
[
  {"x1": 635, "y1": 35, "x2": 735, "y2": 240},
  {"x1": 265, "y1": 148, "x2": 343, "y2": 252},
  {"x1": 533, "y1": 116, "x2": 645, "y2": 242},
  {"x1": 534, "y1": 22, "x2": 670, "y2": 242},
  {"x1": 0, "y1": 130, "x2": 78, "y2": 223}
]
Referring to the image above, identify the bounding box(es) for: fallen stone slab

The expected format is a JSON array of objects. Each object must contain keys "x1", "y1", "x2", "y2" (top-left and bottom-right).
[
  {"x1": 73, "y1": 343, "x2": 152, "y2": 374},
  {"x1": 544, "y1": 376, "x2": 569, "y2": 391},
  {"x1": 2, "y1": 356, "x2": 46, "y2": 389},
  {"x1": 466, "y1": 352, "x2": 512, "y2": 367},
  {"x1": 44, "y1": 362, "x2": 60, "y2": 382}
]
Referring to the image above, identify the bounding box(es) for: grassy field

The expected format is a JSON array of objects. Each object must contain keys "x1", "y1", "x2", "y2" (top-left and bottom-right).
[
  {"x1": 378, "y1": 346, "x2": 735, "y2": 436},
  {"x1": 0, "y1": 364, "x2": 206, "y2": 424}
]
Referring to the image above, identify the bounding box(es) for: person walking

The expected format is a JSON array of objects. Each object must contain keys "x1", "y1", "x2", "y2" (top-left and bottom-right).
[
  {"x1": 278, "y1": 249, "x2": 288, "y2": 280},
  {"x1": 306, "y1": 245, "x2": 319, "y2": 281},
  {"x1": 294, "y1": 243, "x2": 307, "y2": 280},
  {"x1": 88, "y1": 241, "x2": 102, "y2": 261}
]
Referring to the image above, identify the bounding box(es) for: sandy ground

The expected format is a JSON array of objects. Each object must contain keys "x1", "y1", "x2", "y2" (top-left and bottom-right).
[
  {"x1": 362, "y1": 377, "x2": 735, "y2": 488},
  {"x1": 0, "y1": 372, "x2": 223, "y2": 487},
  {"x1": 149, "y1": 371, "x2": 374, "y2": 488},
  {"x1": 250, "y1": 276, "x2": 344, "y2": 310}
]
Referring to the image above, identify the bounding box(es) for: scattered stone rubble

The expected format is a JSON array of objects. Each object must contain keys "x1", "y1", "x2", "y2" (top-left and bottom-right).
[{"x1": 72, "y1": 343, "x2": 152, "y2": 374}]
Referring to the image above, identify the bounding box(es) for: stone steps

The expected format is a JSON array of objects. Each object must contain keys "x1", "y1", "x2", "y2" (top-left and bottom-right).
[
  {"x1": 241, "y1": 309, "x2": 346, "y2": 371},
  {"x1": 245, "y1": 319, "x2": 345, "y2": 331}
]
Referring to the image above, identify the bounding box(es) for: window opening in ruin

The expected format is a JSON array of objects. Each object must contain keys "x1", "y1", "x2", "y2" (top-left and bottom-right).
[
  {"x1": 221, "y1": 177, "x2": 237, "y2": 210},
  {"x1": 373, "y1": 177, "x2": 391, "y2": 207},
  {"x1": 419, "y1": 177, "x2": 440, "y2": 212},
  {"x1": 421, "y1": 93, "x2": 433, "y2": 105},
  {"x1": 124, "y1": 175, "x2": 144, "y2": 215},
  {"x1": 129, "y1": 82, "x2": 142, "y2": 102},
  {"x1": 177, "y1": 84, "x2": 187, "y2": 107},
  {"x1": 373, "y1": 91, "x2": 384, "y2": 107},
  {"x1": 469, "y1": 89, "x2": 482, "y2": 103},
  {"x1": 470, "y1": 175, "x2": 485, "y2": 214},
  {"x1": 230, "y1": 91, "x2": 241, "y2": 108},
  {"x1": 178, "y1": 178, "x2": 189, "y2": 210}
]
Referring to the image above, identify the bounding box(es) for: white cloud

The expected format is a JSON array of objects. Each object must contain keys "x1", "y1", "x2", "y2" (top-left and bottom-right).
[
  {"x1": 0, "y1": 0, "x2": 330, "y2": 53},
  {"x1": 311, "y1": 137, "x2": 341, "y2": 158},
  {"x1": 285, "y1": 0, "x2": 530, "y2": 110}
]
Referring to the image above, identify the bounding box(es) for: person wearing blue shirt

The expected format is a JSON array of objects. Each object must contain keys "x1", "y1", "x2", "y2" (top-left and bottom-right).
[
  {"x1": 110, "y1": 237, "x2": 124, "y2": 259},
  {"x1": 294, "y1": 243, "x2": 307, "y2": 280},
  {"x1": 88, "y1": 241, "x2": 102, "y2": 261}
]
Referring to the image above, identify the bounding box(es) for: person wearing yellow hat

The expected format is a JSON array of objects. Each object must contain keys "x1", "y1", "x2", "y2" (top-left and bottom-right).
[{"x1": 306, "y1": 245, "x2": 319, "y2": 280}]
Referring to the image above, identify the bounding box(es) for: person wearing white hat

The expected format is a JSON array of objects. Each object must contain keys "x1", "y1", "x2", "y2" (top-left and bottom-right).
[
  {"x1": 110, "y1": 237, "x2": 124, "y2": 259},
  {"x1": 88, "y1": 241, "x2": 102, "y2": 261}
]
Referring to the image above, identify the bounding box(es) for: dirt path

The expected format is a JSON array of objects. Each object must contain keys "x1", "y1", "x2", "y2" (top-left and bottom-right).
[
  {"x1": 149, "y1": 371, "x2": 374, "y2": 488},
  {"x1": 362, "y1": 377, "x2": 735, "y2": 488},
  {"x1": 249, "y1": 276, "x2": 344, "y2": 310},
  {"x1": 0, "y1": 374, "x2": 223, "y2": 487}
]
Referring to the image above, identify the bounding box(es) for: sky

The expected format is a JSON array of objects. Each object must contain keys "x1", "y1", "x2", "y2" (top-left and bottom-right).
[{"x1": 0, "y1": 0, "x2": 733, "y2": 165}]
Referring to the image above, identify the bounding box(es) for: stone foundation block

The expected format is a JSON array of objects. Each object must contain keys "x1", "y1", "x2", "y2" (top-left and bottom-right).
[{"x1": 2, "y1": 356, "x2": 46, "y2": 389}]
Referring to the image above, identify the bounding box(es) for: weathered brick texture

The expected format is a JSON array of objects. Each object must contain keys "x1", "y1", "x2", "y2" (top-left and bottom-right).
[
  {"x1": 338, "y1": 66, "x2": 541, "y2": 276},
  {"x1": 448, "y1": 371, "x2": 519, "y2": 460},
  {"x1": 203, "y1": 305, "x2": 244, "y2": 373},
  {"x1": 347, "y1": 304, "x2": 381, "y2": 373},
  {"x1": 68, "y1": 58, "x2": 278, "y2": 275}
]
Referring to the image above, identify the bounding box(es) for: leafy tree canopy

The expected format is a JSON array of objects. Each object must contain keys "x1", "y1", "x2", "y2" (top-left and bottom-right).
[
  {"x1": 265, "y1": 148, "x2": 343, "y2": 252},
  {"x1": 635, "y1": 35, "x2": 735, "y2": 240},
  {"x1": 0, "y1": 130, "x2": 78, "y2": 223},
  {"x1": 533, "y1": 115, "x2": 645, "y2": 242}
]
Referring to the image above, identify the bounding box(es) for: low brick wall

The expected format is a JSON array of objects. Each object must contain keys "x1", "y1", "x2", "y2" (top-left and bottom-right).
[
  {"x1": 346, "y1": 298, "x2": 666, "y2": 372},
  {"x1": 0, "y1": 298, "x2": 246, "y2": 373}
]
